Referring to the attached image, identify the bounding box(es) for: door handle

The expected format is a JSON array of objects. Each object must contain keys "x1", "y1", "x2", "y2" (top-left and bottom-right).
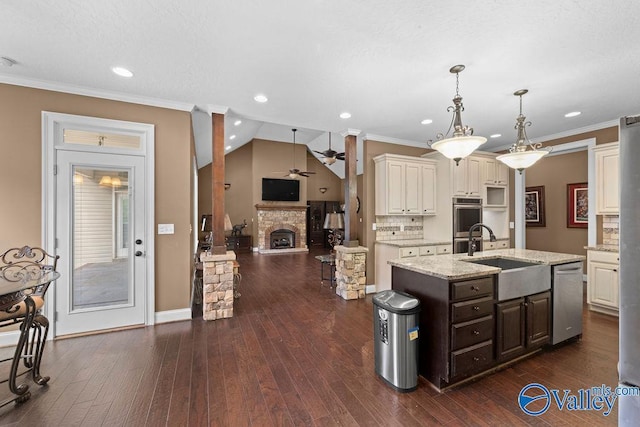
[{"x1": 135, "y1": 251, "x2": 143, "y2": 257}]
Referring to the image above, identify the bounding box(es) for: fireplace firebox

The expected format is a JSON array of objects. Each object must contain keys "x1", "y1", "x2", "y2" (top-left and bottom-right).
[{"x1": 270, "y1": 229, "x2": 295, "y2": 249}]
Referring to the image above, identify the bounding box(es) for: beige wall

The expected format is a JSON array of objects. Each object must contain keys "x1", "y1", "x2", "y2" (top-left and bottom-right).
[
  {"x1": 507, "y1": 126, "x2": 618, "y2": 266},
  {"x1": 0, "y1": 83, "x2": 192, "y2": 312},
  {"x1": 363, "y1": 139, "x2": 429, "y2": 284},
  {"x1": 198, "y1": 138, "x2": 344, "y2": 246}
]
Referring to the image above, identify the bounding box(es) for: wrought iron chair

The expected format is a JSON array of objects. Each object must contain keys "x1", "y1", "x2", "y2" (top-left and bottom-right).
[{"x1": 0, "y1": 246, "x2": 59, "y2": 403}]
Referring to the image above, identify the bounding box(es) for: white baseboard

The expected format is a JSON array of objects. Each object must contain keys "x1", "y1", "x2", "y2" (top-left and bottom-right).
[
  {"x1": 154, "y1": 308, "x2": 191, "y2": 324},
  {"x1": 366, "y1": 284, "x2": 377, "y2": 294},
  {"x1": 0, "y1": 330, "x2": 21, "y2": 348}
]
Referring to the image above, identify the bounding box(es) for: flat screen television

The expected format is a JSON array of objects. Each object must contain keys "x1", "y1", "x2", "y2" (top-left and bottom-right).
[{"x1": 262, "y1": 178, "x2": 300, "y2": 201}]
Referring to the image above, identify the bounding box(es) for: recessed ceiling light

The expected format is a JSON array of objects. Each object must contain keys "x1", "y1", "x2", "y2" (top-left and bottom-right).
[
  {"x1": 229, "y1": 135, "x2": 236, "y2": 140},
  {"x1": 254, "y1": 94, "x2": 268, "y2": 103},
  {"x1": 226, "y1": 145, "x2": 232, "y2": 150},
  {"x1": 565, "y1": 111, "x2": 581, "y2": 118},
  {"x1": 234, "y1": 120, "x2": 242, "y2": 126},
  {"x1": 421, "y1": 119, "x2": 433, "y2": 125},
  {"x1": 340, "y1": 112, "x2": 351, "y2": 119},
  {"x1": 111, "y1": 66, "x2": 133, "y2": 78},
  {"x1": 490, "y1": 134, "x2": 502, "y2": 138}
]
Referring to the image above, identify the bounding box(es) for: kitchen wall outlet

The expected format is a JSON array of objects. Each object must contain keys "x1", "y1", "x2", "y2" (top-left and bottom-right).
[
  {"x1": 158, "y1": 224, "x2": 175, "y2": 234},
  {"x1": 400, "y1": 224, "x2": 405, "y2": 231},
  {"x1": 372, "y1": 223, "x2": 377, "y2": 231},
  {"x1": 509, "y1": 221, "x2": 515, "y2": 229}
]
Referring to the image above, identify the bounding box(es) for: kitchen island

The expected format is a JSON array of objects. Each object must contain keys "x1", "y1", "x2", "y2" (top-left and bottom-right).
[{"x1": 388, "y1": 249, "x2": 585, "y2": 391}]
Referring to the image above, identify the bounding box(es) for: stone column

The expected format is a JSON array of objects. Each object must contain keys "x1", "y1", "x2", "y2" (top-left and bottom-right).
[
  {"x1": 201, "y1": 251, "x2": 236, "y2": 320},
  {"x1": 334, "y1": 245, "x2": 368, "y2": 300}
]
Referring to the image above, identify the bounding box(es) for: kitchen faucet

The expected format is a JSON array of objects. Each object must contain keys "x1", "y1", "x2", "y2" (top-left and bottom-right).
[{"x1": 468, "y1": 223, "x2": 497, "y2": 256}]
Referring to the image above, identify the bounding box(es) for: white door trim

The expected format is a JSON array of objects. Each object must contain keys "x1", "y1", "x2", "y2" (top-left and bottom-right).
[
  {"x1": 514, "y1": 138, "x2": 596, "y2": 248},
  {"x1": 41, "y1": 111, "x2": 156, "y2": 338}
]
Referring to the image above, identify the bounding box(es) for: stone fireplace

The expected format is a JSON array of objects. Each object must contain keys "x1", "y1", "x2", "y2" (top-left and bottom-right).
[{"x1": 256, "y1": 204, "x2": 308, "y2": 254}]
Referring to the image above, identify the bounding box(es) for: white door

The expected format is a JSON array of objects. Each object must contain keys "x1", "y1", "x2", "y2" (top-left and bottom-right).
[{"x1": 55, "y1": 150, "x2": 146, "y2": 336}]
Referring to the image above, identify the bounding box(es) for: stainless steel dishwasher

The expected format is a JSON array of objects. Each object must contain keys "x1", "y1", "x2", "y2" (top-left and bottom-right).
[{"x1": 552, "y1": 261, "x2": 584, "y2": 344}]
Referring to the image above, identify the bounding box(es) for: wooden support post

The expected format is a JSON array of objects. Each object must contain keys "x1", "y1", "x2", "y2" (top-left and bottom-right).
[
  {"x1": 343, "y1": 130, "x2": 360, "y2": 247},
  {"x1": 211, "y1": 112, "x2": 227, "y2": 255}
]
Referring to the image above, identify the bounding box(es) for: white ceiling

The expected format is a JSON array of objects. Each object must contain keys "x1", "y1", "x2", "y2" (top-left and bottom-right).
[{"x1": 2, "y1": 0, "x2": 639, "y2": 177}]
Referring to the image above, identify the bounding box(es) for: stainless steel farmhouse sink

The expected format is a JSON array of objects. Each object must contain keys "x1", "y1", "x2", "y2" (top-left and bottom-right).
[{"x1": 462, "y1": 257, "x2": 551, "y2": 301}]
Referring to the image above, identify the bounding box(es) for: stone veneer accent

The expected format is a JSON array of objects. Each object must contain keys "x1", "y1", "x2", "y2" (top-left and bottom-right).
[
  {"x1": 201, "y1": 251, "x2": 236, "y2": 320},
  {"x1": 334, "y1": 245, "x2": 368, "y2": 300},
  {"x1": 602, "y1": 214, "x2": 619, "y2": 246},
  {"x1": 256, "y1": 204, "x2": 307, "y2": 251}
]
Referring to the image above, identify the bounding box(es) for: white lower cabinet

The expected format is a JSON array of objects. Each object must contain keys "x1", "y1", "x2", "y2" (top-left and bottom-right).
[
  {"x1": 375, "y1": 242, "x2": 452, "y2": 292},
  {"x1": 587, "y1": 250, "x2": 619, "y2": 315}
]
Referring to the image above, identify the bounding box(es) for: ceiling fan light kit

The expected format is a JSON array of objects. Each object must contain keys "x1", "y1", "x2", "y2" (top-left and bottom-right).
[
  {"x1": 428, "y1": 64, "x2": 487, "y2": 165},
  {"x1": 313, "y1": 132, "x2": 345, "y2": 165},
  {"x1": 496, "y1": 89, "x2": 551, "y2": 173}
]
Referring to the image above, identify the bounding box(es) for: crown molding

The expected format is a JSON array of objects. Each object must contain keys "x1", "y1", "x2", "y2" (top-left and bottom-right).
[
  {"x1": 491, "y1": 119, "x2": 619, "y2": 153},
  {"x1": 206, "y1": 104, "x2": 229, "y2": 115},
  {"x1": 340, "y1": 128, "x2": 362, "y2": 137},
  {"x1": 362, "y1": 133, "x2": 425, "y2": 148},
  {"x1": 0, "y1": 73, "x2": 195, "y2": 112}
]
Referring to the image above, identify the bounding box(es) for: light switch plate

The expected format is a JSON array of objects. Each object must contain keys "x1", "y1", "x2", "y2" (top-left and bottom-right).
[
  {"x1": 372, "y1": 223, "x2": 377, "y2": 231},
  {"x1": 158, "y1": 223, "x2": 175, "y2": 234},
  {"x1": 509, "y1": 221, "x2": 515, "y2": 229}
]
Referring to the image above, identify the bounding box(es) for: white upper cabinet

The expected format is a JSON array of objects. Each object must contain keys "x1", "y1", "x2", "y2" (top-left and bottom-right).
[
  {"x1": 482, "y1": 157, "x2": 509, "y2": 186},
  {"x1": 593, "y1": 142, "x2": 619, "y2": 214},
  {"x1": 452, "y1": 156, "x2": 481, "y2": 197},
  {"x1": 374, "y1": 154, "x2": 438, "y2": 215}
]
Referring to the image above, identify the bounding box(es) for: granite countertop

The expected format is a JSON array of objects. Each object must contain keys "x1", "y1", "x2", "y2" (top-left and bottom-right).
[
  {"x1": 584, "y1": 245, "x2": 619, "y2": 253},
  {"x1": 388, "y1": 248, "x2": 586, "y2": 280},
  {"x1": 375, "y1": 239, "x2": 451, "y2": 247}
]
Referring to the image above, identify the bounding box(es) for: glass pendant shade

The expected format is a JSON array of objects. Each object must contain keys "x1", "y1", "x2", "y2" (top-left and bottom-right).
[
  {"x1": 431, "y1": 135, "x2": 487, "y2": 164},
  {"x1": 496, "y1": 149, "x2": 548, "y2": 172}
]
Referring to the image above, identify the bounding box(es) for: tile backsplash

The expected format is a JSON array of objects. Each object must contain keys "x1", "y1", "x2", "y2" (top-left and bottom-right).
[
  {"x1": 375, "y1": 216, "x2": 424, "y2": 240},
  {"x1": 602, "y1": 215, "x2": 619, "y2": 246}
]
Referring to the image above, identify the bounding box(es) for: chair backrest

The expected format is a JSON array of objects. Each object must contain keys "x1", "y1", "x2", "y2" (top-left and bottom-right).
[{"x1": 0, "y1": 246, "x2": 59, "y2": 297}]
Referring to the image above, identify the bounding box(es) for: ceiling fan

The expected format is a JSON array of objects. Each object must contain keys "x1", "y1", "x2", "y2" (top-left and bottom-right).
[
  {"x1": 313, "y1": 132, "x2": 345, "y2": 165},
  {"x1": 285, "y1": 129, "x2": 315, "y2": 178}
]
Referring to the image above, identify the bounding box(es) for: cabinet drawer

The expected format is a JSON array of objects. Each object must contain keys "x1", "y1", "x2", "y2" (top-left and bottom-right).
[
  {"x1": 419, "y1": 246, "x2": 436, "y2": 256},
  {"x1": 451, "y1": 277, "x2": 494, "y2": 301},
  {"x1": 496, "y1": 240, "x2": 509, "y2": 249},
  {"x1": 450, "y1": 340, "x2": 493, "y2": 379},
  {"x1": 484, "y1": 241, "x2": 497, "y2": 250},
  {"x1": 451, "y1": 315, "x2": 494, "y2": 351},
  {"x1": 436, "y1": 244, "x2": 452, "y2": 255},
  {"x1": 588, "y1": 250, "x2": 619, "y2": 265},
  {"x1": 400, "y1": 247, "x2": 419, "y2": 258},
  {"x1": 451, "y1": 296, "x2": 494, "y2": 323}
]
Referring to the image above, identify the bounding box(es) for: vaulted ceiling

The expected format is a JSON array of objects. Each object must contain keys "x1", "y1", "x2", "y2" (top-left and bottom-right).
[{"x1": 2, "y1": 0, "x2": 638, "y2": 177}]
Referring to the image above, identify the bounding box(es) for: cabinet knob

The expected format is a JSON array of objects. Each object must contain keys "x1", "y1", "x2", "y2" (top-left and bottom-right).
[
  {"x1": 473, "y1": 356, "x2": 480, "y2": 362},
  {"x1": 473, "y1": 330, "x2": 480, "y2": 335},
  {"x1": 613, "y1": 269, "x2": 618, "y2": 272},
  {"x1": 471, "y1": 286, "x2": 479, "y2": 291},
  {"x1": 473, "y1": 306, "x2": 480, "y2": 311}
]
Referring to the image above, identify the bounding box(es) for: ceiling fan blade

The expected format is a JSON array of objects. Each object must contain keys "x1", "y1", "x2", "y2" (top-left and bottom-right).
[
  {"x1": 313, "y1": 150, "x2": 326, "y2": 155},
  {"x1": 336, "y1": 152, "x2": 346, "y2": 160},
  {"x1": 299, "y1": 171, "x2": 316, "y2": 177}
]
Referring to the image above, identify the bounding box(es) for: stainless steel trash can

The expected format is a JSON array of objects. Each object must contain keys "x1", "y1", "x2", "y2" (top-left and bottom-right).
[{"x1": 372, "y1": 290, "x2": 420, "y2": 392}]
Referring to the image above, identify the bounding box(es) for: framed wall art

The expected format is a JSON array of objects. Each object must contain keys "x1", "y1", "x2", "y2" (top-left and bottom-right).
[
  {"x1": 567, "y1": 182, "x2": 588, "y2": 228},
  {"x1": 525, "y1": 186, "x2": 546, "y2": 227}
]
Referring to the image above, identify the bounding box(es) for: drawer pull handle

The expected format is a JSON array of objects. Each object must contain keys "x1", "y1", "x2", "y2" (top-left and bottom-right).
[
  {"x1": 471, "y1": 286, "x2": 479, "y2": 291},
  {"x1": 473, "y1": 356, "x2": 480, "y2": 362},
  {"x1": 473, "y1": 306, "x2": 480, "y2": 311},
  {"x1": 613, "y1": 269, "x2": 617, "y2": 272},
  {"x1": 473, "y1": 330, "x2": 480, "y2": 335}
]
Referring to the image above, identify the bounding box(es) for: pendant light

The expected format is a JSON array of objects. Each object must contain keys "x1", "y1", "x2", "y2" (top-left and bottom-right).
[
  {"x1": 428, "y1": 65, "x2": 487, "y2": 165},
  {"x1": 497, "y1": 89, "x2": 551, "y2": 173}
]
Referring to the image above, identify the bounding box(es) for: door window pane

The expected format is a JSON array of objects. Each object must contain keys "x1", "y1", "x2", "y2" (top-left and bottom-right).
[
  {"x1": 64, "y1": 129, "x2": 141, "y2": 150},
  {"x1": 72, "y1": 167, "x2": 131, "y2": 310}
]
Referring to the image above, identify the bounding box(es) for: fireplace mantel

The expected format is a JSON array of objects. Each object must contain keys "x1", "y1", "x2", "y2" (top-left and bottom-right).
[{"x1": 255, "y1": 204, "x2": 307, "y2": 211}]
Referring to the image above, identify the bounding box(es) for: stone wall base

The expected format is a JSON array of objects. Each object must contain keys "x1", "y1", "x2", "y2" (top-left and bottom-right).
[
  {"x1": 201, "y1": 251, "x2": 237, "y2": 320},
  {"x1": 334, "y1": 245, "x2": 368, "y2": 300}
]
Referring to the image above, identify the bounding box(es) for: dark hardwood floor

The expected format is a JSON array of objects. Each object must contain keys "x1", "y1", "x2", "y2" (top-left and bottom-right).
[{"x1": 0, "y1": 249, "x2": 620, "y2": 426}]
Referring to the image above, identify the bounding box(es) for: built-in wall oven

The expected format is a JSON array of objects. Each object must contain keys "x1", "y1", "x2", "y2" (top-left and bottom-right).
[{"x1": 452, "y1": 197, "x2": 483, "y2": 254}]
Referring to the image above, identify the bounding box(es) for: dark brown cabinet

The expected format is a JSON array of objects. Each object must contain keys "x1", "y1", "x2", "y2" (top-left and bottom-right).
[
  {"x1": 496, "y1": 291, "x2": 550, "y2": 362},
  {"x1": 307, "y1": 200, "x2": 341, "y2": 248},
  {"x1": 226, "y1": 235, "x2": 252, "y2": 253}
]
